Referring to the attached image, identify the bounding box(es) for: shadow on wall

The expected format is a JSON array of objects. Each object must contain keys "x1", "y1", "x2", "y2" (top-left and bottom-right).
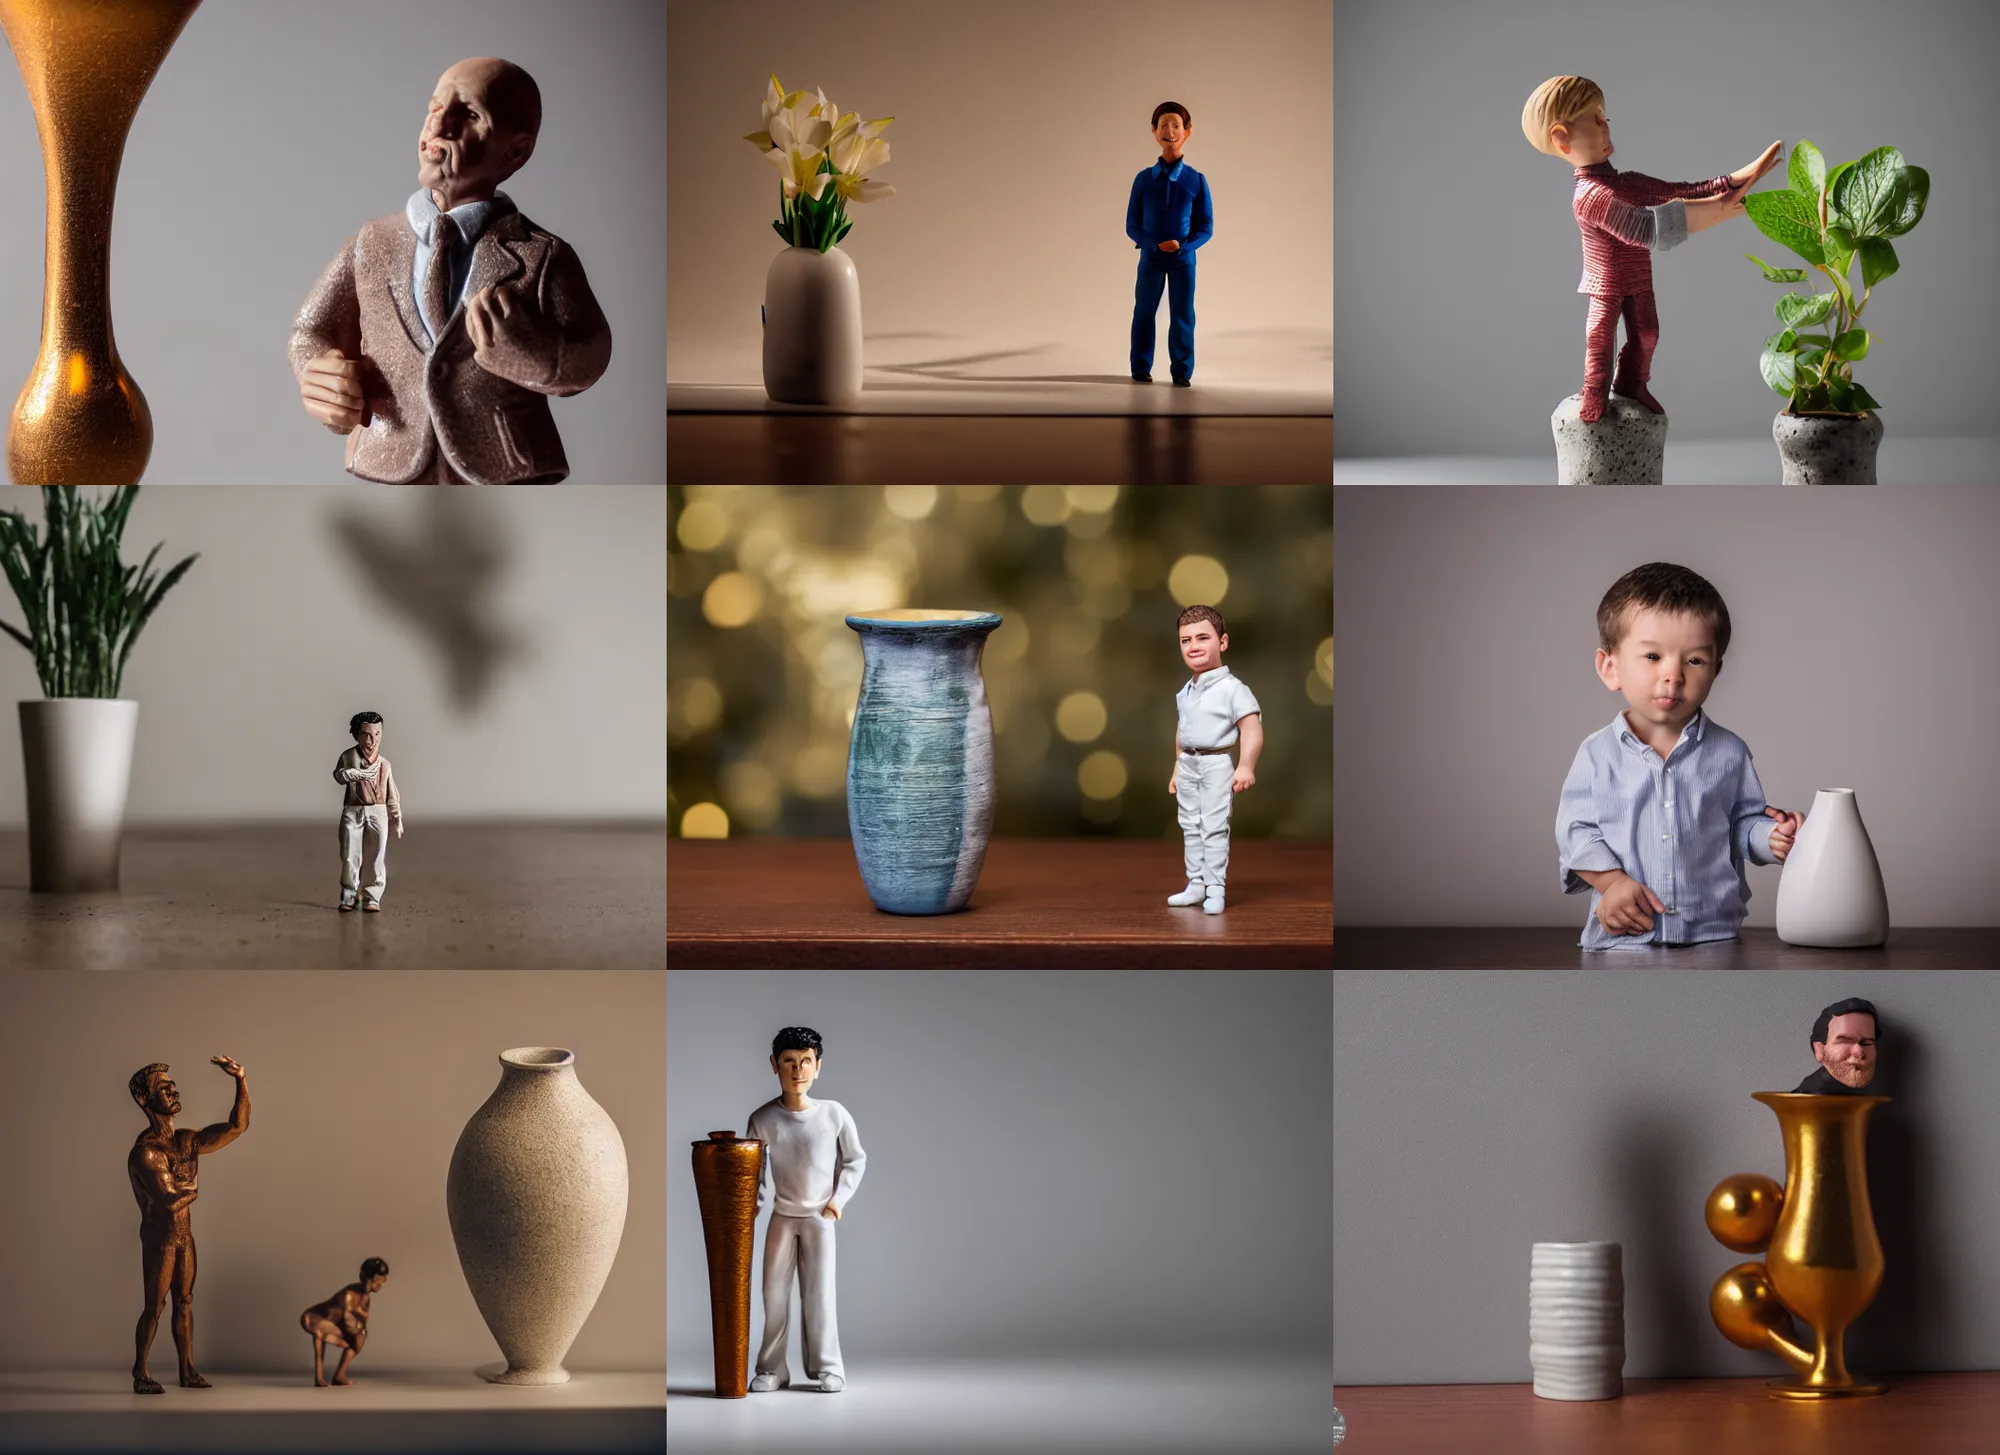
[
  {"x1": 328, "y1": 492, "x2": 529, "y2": 713},
  {"x1": 1606, "y1": 1102, "x2": 1708, "y2": 1377},
  {"x1": 1850, "y1": 1031, "x2": 1949, "y2": 1375}
]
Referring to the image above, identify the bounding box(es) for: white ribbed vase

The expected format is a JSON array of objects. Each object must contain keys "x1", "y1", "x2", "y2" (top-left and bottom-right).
[
  {"x1": 1774, "y1": 788, "x2": 1889, "y2": 948},
  {"x1": 1529, "y1": 1241, "x2": 1624, "y2": 1401}
]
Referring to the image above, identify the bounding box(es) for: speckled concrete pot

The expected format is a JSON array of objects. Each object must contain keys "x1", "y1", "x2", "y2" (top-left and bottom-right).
[
  {"x1": 845, "y1": 610, "x2": 1002, "y2": 914},
  {"x1": 1773, "y1": 411, "x2": 1882, "y2": 485},
  {"x1": 1551, "y1": 393, "x2": 1667, "y2": 485},
  {"x1": 446, "y1": 1048, "x2": 629, "y2": 1385}
]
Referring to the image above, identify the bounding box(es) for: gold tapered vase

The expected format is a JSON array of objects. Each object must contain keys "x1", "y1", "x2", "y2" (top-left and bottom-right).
[
  {"x1": 691, "y1": 1130, "x2": 763, "y2": 1398},
  {"x1": 1706, "y1": 1092, "x2": 1889, "y2": 1398},
  {"x1": 0, "y1": 0, "x2": 202, "y2": 483}
]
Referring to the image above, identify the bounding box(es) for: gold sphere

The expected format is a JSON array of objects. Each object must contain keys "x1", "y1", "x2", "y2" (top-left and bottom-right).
[
  {"x1": 1710, "y1": 1262, "x2": 1796, "y2": 1352},
  {"x1": 1705, "y1": 1173, "x2": 1784, "y2": 1253}
]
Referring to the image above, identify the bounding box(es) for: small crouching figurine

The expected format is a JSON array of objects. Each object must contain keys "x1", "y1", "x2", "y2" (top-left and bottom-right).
[
  {"x1": 1167, "y1": 605, "x2": 1261, "y2": 915},
  {"x1": 302, "y1": 1259, "x2": 390, "y2": 1387},
  {"x1": 333, "y1": 712, "x2": 404, "y2": 912},
  {"x1": 1522, "y1": 75, "x2": 1781, "y2": 421}
]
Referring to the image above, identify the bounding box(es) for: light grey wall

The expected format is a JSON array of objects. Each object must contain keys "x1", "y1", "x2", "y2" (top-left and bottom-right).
[
  {"x1": 0, "y1": 969, "x2": 664, "y2": 1374},
  {"x1": 0, "y1": 0, "x2": 664, "y2": 484},
  {"x1": 0, "y1": 487, "x2": 666, "y2": 825},
  {"x1": 667, "y1": 970, "x2": 1334, "y2": 1363},
  {"x1": 1334, "y1": 969, "x2": 2000, "y2": 1383},
  {"x1": 1334, "y1": 486, "x2": 2000, "y2": 927},
  {"x1": 668, "y1": 0, "x2": 1332, "y2": 373},
  {"x1": 1333, "y1": 0, "x2": 1996, "y2": 457}
]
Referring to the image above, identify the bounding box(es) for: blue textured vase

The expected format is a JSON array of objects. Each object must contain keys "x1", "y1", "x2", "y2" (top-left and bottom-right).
[{"x1": 845, "y1": 610, "x2": 1003, "y2": 915}]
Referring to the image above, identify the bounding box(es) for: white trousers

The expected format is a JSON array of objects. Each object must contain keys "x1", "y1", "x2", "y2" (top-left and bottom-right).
[
  {"x1": 756, "y1": 1213, "x2": 842, "y2": 1381},
  {"x1": 339, "y1": 805, "x2": 390, "y2": 904},
  {"x1": 1176, "y1": 751, "x2": 1234, "y2": 889}
]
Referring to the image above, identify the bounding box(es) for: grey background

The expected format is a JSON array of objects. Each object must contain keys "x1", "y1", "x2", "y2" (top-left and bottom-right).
[
  {"x1": 1333, "y1": 0, "x2": 1997, "y2": 458},
  {"x1": 1333, "y1": 969, "x2": 2000, "y2": 1384},
  {"x1": 1334, "y1": 486, "x2": 2000, "y2": 927},
  {"x1": 667, "y1": 969, "x2": 1333, "y2": 1362},
  {"x1": 0, "y1": 486, "x2": 666, "y2": 825},
  {"x1": 0, "y1": 0, "x2": 664, "y2": 484},
  {"x1": 0, "y1": 970, "x2": 664, "y2": 1374}
]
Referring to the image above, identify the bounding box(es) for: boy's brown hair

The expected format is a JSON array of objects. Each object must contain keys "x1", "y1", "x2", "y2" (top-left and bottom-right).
[
  {"x1": 1522, "y1": 75, "x2": 1603, "y2": 156},
  {"x1": 1597, "y1": 563, "x2": 1731, "y2": 659},
  {"x1": 1177, "y1": 604, "x2": 1227, "y2": 638},
  {"x1": 1151, "y1": 101, "x2": 1192, "y2": 130}
]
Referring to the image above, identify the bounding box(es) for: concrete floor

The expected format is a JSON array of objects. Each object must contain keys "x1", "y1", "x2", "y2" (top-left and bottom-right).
[
  {"x1": 0, "y1": 824, "x2": 665, "y2": 969},
  {"x1": 1335, "y1": 435, "x2": 2000, "y2": 484},
  {"x1": 667, "y1": 1357, "x2": 1331, "y2": 1454}
]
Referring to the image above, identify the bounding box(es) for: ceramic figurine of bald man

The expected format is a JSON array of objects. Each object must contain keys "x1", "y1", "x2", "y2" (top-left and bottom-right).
[
  {"x1": 291, "y1": 57, "x2": 612, "y2": 483},
  {"x1": 1523, "y1": 76, "x2": 1780, "y2": 422}
]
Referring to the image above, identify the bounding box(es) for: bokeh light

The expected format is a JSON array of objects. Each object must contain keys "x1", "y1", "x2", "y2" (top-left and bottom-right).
[
  {"x1": 882, "y1": 485, "x2": 938, "y2": 520},
  {"x1": 702, "y1": 572, "x2": 764, "y2": 628},
  {"x1": 1315, "y1": 636, "x2": 1334, "y2": 688},
  {"x1": 1168, "y1": 554, "x2": 1230, "y2": 606},
  {"x1": 1055, "y1": 691, "x2": 1108, "y2": 743},
  {"x1": 792, "y1": 743, "x2": 847, "y2": 797},
  {"x1": 1078, "y1": 750, "x2": 1129, "y2": 799},
  {"x1": 1064, "y1": 486, "x2": 1121, "y2": 514},
  {"x1": 669, "y1": 677, "x2": 724, "y2": 740},
  {"x1": 1020, "y1": 485, "x2": 1070, "y2": 526},
  {"x1": 675, "y1": 499, "x2": 729, "y2": 551},
  {"x1": 679, "y1": 802, "x2": 730, "y2": 838},
  {"x1": 720, "y1": 760, "x2": 782, "y2": 830}
]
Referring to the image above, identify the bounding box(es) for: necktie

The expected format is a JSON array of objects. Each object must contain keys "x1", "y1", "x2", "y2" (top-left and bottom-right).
[{"x1": 423, "y1": 213, "x2": 460, "y2": 343}]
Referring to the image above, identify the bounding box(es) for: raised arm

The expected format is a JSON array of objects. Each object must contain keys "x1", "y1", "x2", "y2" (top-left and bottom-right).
[{"x1": 194, "y1": 1057, "x2": 250, "y2": 1153}]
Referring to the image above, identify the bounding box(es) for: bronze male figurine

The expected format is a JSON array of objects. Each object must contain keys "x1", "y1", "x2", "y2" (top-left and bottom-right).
[
  {"x1": 127, "y1": 1057, "x2": 250, "y2": 1394},
  {"x1": 301, "y1": 1258, "x2": 390, "y2": 1387}
]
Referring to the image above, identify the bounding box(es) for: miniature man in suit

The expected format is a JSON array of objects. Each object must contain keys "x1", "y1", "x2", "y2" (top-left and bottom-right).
[
  {"x1": 1126, "y1": 101, "x2": 1213, "y2": 386},
  {"x1": 291, "y1": 57, "x2": 612, "y2": 483},
  {"x1": 1792, "y1": 998, "x2": 1879, "y2": 1094}
]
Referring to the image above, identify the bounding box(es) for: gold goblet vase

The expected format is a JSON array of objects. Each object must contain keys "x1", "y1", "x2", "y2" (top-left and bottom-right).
[
  {"x1": 1706, "y1": 1092, "x2": 1889, "y2": 1398},
  {"x1": 0, "y1": 0, "x2": 201, "y2": 483}
]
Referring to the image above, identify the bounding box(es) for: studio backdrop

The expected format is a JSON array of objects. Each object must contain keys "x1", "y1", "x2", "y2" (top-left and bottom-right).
[{"x1": 1334, "y1": 487, "x2": 2000, "y2": 927}]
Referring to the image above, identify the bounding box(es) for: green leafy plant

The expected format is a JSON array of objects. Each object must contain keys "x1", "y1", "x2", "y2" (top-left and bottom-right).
[
  {"x1": 1744, "y1": 140, "x2": 1927, "y2": 415},
  {"x1": 0, "y1": 487, "x2": 198, "y2": 698}
]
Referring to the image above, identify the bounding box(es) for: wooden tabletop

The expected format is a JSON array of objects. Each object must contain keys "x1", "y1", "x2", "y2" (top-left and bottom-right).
[
  {"x1": 667, "y1": 837, "x2": 1332, "y2": 967},
  {"x1": 1335, "y1": 926, "x2": 2000, "y2": 970},
  {"x1": 1334, "y1": 1373, "x2": 2000, "y2": 1454}
]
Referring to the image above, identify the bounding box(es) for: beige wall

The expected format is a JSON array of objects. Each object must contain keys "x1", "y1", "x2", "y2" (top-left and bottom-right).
[
  {"x1": 0, "y1": 488, "x2": 666, "y2": 827},
  {"x1": 0, "y1": 970, "x2": 663, "y2": 1374}
]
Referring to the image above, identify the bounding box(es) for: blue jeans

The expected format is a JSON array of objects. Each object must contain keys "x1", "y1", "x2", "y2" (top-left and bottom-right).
[{"x1": 1131, "y1": 253, "x2": 1195, "y2": 380}]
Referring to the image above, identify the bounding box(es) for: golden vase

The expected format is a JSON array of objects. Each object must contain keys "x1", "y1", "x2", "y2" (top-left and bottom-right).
[
  {"x1": 0, "y1": 0, "x2": 201, "y2": 483},
  {"x1": 690, "y1": 1130, "x2": 763, "y2": 1398},
  {"x1": 1706, "y1": 1091, "x2": 1889, "y2": 1398}
]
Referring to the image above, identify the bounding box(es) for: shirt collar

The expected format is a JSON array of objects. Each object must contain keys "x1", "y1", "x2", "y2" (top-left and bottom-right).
[
  {"x1": 1576, "y1": 161, "x2": 1616, "y2": 178},
  {"x1": 1184, "y1": 665, "x2": 1233, "y2": 694},
  {"x1": 406, "y1": 187, "x2": 514, "y2": 249},
  {"x1": 1613, "y1": 706, "x2": 1705, "y2": 755},
  {"x1": 1155, "y1": 156, "x2": 1186, "y2": 181}
]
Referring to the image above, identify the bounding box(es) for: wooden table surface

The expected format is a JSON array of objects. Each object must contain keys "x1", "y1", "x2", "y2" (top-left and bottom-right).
[
  {"x1": 1335, "y1": 926, "x2": 2000, "y2": 970},
  {"x1": 667, "y1": 838, "x2": 1332, "y2": 967},
  {"x1": 1335, "y1": 1373, "x2": 2000, "y2": 1454}
]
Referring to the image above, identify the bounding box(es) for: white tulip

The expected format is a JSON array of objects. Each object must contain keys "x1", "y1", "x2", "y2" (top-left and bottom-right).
[
  {"x1": 831, "y1": 174, "x2": 896, "y2": 204},
  {"x1": 765, "y1": 142, "x2": 832, "y2": 201}
]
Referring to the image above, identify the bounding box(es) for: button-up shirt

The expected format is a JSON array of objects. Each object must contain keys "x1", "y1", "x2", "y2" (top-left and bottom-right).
[
  {"x1": 1556, "y1": 708, "x2": 1777, "y2": 950},
  {"x1": 406, "y1": 188, "x2": 513, "y2": 342},
  {"x1": 1177, "y1": 665, "x2": 1260, "y2": 750},
  {"x1": 1126, "y1": 156, "x2": 1214, "y2": 257}
]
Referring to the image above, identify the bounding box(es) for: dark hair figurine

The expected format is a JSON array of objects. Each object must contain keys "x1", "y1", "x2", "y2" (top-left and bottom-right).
[
  {"x1": 333, "y1": 711, "x2": 404, "y2": 911},
  {"x1": 1125, "y1": 97, "x2": 1213, "y2": 386},
  {"x1": 301, "y1": 1258, "x2": 391, "y2": 1387},
  {"x1": 771, "y1": 1026, "x2": 824, "y2": 1060},
  {"x1": 1794, "y1": 998, "x2": 1881, "y2": 1093}
]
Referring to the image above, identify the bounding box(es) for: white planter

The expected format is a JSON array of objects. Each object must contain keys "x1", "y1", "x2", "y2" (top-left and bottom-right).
[
  {"x1": 446, "y1": 1047, "x2": 629, "y2": 1385},
  {"x1": 19, "y1": 698, "x2": 138, "y2": 892},
  {"x1": 763, "y1": 244, "x2": 863, "y2": 405},
  {"x1": 1775, "y1": 788, "x2": 1889, "y2": 947},
  {"x1": 1529, "y1": 1241, "x2": 1624, "y2": 1401}
]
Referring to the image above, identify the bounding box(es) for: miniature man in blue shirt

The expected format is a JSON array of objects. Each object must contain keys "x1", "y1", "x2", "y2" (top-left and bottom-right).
[{"x1": 1126, "y1": 101, "x2": 1213, "y2": 386}]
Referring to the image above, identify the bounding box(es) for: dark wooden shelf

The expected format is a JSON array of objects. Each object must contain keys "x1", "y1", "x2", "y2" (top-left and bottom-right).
[
  {"x1": 1334, "y1": 1372, "x2": 2000, "y2": 1453},
  {"x1": 667, "y1": 838, "x2": 1331, "y2": 967},
  {"x1": 1335, "y1": 926, "x2": 2000, "y2": 970}
]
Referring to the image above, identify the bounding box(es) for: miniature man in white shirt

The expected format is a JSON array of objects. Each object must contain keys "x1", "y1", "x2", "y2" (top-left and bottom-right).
[
  {"x1": 1166, "y1": 604, "x2": 1262, "y2": 915},
  {"x1": 747, "y1": 1026, "x2": 866, "y2": 1394},
  {"x1": 332, "y1": 711, "x2": 404, "y2": 912}
]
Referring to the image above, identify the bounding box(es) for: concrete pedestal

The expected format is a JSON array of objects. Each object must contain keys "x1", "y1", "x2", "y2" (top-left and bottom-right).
[
  {"x1": 1773, "y1": 410, "x2": 1882, "y2": 485},
  {"x1": 1551, "y1": 393, "x2": 1667, "y2": 485}
]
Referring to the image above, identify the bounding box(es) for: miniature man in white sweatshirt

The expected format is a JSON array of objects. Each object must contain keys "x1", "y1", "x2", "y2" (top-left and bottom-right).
[{"x1": 747, "y1": 1025, "x2": 866, "y2": 1394}]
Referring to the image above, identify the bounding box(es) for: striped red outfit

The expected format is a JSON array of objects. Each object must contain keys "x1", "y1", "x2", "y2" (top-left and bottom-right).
[{"x1": 1572, "y1": 162, "x2": 1731, "y2": 418}]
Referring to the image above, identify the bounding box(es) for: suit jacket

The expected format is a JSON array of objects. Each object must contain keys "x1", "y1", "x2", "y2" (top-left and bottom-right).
[{"x1": 290, "y1": 203, "x2": 612, "y2": 484}]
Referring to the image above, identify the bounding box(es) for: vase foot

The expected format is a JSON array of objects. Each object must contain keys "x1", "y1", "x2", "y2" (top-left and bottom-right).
[
  {"x1": 478, "y1": 1362, "x2": 572, "y2": 1386},
  {"x1": 1765, "y1": 1378, "x2": 1885, "y2": 1399}
]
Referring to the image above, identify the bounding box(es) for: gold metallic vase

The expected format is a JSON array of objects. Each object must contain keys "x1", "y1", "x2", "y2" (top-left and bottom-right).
[
  {"x1": 0, "y1": 0, "x2": 201, "y2": 483},
  {"x1": 1706, "y1": 1092, "x2": 1889, "y2": 1398},
  {"x1": 691, "y1": 1130, "x2": 763, "y2": 1398}
]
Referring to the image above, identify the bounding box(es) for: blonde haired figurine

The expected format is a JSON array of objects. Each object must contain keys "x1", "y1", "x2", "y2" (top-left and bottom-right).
[{"x1": 1524, "y1": 76, "x2": 1781, "y2": 422}]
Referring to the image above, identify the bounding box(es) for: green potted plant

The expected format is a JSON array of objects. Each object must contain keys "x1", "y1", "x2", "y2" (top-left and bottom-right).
[
  {"x1": 0, "y1": 487, "x2": 197, "y2": 891},
  {"x1": 1743, "y1": 140, "x2": 1928, "y2": 483}
]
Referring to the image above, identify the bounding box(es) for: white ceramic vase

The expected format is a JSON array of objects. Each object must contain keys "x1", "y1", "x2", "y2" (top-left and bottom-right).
[
  {"x1": 1529, "y1": 1241, "x2": 1624, "y2": 1401},
  {"x1": 18, "y1": 698, "x2": 138, "y2": 892},
  {"x1": 1774, "y1": 788, "x2": 1889, "y2": 947},
  {"x1": 446, "y1": 1047, "x2": 629, "y2": 1385},
  {"x1": 763, "y1": 244, "x2": 863, "y2": 405}
]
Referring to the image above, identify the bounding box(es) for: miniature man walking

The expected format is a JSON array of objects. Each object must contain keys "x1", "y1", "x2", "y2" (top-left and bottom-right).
[
  {"x1": 301, "y1": 1258, "x2": 390, "y2": 1387},
  {"x1": 333, "y1": 711, "x2": 403, "y2": 912},
  {"x1": 1522, "y1": 76, "x2": 1781, "y2": 420},
  {"x1": 747, "y1": 1027, "x2": 866, "y2": 1394},
  {"x1": 128, "y1": 1057, "x2": 250, "y2": 1394},
  {"x1": 1126, "y1": 101, "x2": 1213, "y2": 386},
  {"x1": 1166, "y1": 605, "x2": 1261, "y2": 915}
]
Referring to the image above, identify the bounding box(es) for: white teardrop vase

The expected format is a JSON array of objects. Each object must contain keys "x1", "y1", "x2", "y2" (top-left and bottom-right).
[
  {"x1": 1774, "y1": 788, "x2": 1888, "y2": 948},
  {"x1": 762, "y1": 244, "x2": 863, "y2": 405}
]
